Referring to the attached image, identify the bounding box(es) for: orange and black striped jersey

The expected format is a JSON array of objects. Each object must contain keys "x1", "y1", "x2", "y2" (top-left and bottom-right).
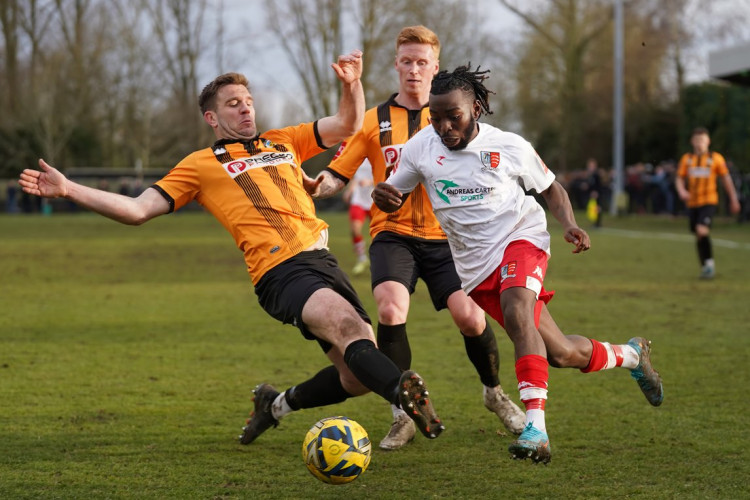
[
  {"x1": 677, "y1": 151, "x2": 729, "y2": 207},
  {"x1": 153, "y1": 122, "x2": 328, "y2": 285},
  {"x1": 326, "y1": 94, "x2": 446, "y2": 240}
]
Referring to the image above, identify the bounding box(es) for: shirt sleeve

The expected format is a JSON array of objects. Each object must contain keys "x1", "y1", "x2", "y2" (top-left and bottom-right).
[
  {"x1": 516, "y1": 139, "x2": 555, "y2": 193},
  {"x1": 385, "y1": 141, "x2": 422, "y2": 194},
  {"x1": 263, "y1": 122, "x2": 326, "y2": 164},
  {"x1": 153, "y1": 153, "x2": 201, "y2": 212},
  {"x1": 713, "y1": 152, "x2": 729, "y2": 176},
  {"x1": 326, "y1": 126, "x2": 371, "y2": 182}
]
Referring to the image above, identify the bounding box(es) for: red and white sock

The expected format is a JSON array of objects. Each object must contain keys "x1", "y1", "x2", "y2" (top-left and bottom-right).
[
  {"x1": 353, "y1": 236, "x2": 366, "y2": 260},
  {"x1": 516, "y1": 354, "x2": 549, "y2": 433},
  {"x1": 582, "y1": 339, "x2": 639, "y2": 373}
]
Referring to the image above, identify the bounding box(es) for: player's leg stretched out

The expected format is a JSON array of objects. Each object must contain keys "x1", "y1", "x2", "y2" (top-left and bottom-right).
[
  {"x1": 239, "y1": 258, "x2": 444, "y2": 445},
  {"x1": 240, "y1": 363, "x2": 443, "y2": 445},
  {"x1": 503, "y1": 306, "x2": 664, "y2": 464},
  {"x1": 470, "y1": 242, "x2": 663, "y2": 464},
  {"x1": 539, "y1": 305, "x2": 664, "y2": 407}
]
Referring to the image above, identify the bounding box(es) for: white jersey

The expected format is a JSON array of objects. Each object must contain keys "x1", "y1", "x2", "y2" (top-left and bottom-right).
[
  {"x1": 387, "y1": 123, "x2": 556, "y2": 292},
  {"x1": 349, "y1": 159, "x2": 374, "y2": 210}
]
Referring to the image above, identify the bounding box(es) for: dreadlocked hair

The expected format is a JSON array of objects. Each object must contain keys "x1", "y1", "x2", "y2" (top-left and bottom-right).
[{"x1": 431, "y1": 63, "x2": 494, "y2": 116}]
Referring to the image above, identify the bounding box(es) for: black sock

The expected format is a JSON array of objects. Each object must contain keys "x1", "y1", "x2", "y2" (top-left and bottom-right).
[
  {"x1": 697, "y1": 236, "x2": 712, "y2": 265},
  {"x1": 285, "y1": 365, "x2": 351, "y2": 410},
  {"x1": 463, "y1": 323, "x2": 500, "y2": 387},
  {"x1": 377, "y1": 323, "x2": 411, "y2": 371},
  {"x1": 344, "y1": 339, "x2": 401, "y2": 405}
]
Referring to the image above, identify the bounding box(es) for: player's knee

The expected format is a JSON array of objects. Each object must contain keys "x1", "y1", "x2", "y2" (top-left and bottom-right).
[
  {"x1": 331, "y1": 312, "x2": 373, "y2": 347},
  {"x1": 453, "y1": 313, "x2": 485, "y2": 336},
  {"x1": 377, "y1": 301, "x2": 407, "y2": 324}
]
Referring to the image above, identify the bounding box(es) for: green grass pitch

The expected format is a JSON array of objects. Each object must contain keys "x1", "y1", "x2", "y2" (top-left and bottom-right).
[{"x1": 1, "y1": 210, "x2": 748, "y2": 499}]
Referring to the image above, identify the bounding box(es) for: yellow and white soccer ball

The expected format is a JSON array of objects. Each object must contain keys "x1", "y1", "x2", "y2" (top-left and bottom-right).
[{"x1": 302, "y1": 416, "x2": 372, "y2": 484}]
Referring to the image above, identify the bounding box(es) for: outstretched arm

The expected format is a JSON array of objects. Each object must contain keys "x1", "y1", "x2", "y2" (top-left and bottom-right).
[
  {"x1": 540, "y1": 180, "x2": 591, "y2": 253},
  {"x1": 303, "y1": 170, "x2": 347, "y2": 199},
  {"x1": 317, "y1": 50, "x2": 365, "y2": 147},
  {"x1": 19, "y1": 159, "x2": 170, "y2": 225}
]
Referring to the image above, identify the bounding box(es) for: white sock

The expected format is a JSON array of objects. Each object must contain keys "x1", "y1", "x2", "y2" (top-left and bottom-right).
[
  {"x1": 525, "y1": 409, "x2": 546, "y2": 433},
  {"x1": 619, "y1": 344, "x2": 640, "y2": 370},
  {"x1": 391, "y1": 404, "x2": 408, "y2": 419},
  {"x1": 271, "y1": 391, "x2": 293, "y2": 420},
  {"x1": 599, "y1": 342, "x2": 640, "y2": 370}
]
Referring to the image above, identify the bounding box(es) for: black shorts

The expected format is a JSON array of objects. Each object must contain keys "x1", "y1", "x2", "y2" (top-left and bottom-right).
[
  {"x1": 369, "y1": 231, "x2": 462, "y2": 311},
  {"x1": 688, "y1": 205, "x2": 717, "y2": 232},
  {"x1": 254, "y1": 249, "x2": 371, "y2": 352}
]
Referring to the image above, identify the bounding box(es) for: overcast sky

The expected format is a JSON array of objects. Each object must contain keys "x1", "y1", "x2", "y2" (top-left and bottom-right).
[{"x1": 206, "y1": 0, "x2": 748, "y2": 124}]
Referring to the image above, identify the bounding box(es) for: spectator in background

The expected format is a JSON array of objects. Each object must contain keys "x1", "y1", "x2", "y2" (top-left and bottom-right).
[
  {"x1": 649, "y1": 161, "x2": 675, "y2": 215},
  {"x1": 118, "y1": 178, "x2": 132, "y2": 197},
  {"x1": 6, "y1": 179, "x2": 19, "y2": 213},
  {"x1": 625, "y1": 162, "x2": 647, "y2": 214},
  {"x1": 583, "y1": 158, "x2": 603, "y2": 227},
  {"x1": 132, "y1": 178, "x2": 145, "y2": 197},
  {"x1": 675, "y1": 127, "x2": 740, "y2": 279}
]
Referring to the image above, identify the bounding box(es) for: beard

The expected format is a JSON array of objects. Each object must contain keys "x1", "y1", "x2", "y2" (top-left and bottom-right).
[{"x1": 445, "y1": 117, "x2": 478, "y2": 151}]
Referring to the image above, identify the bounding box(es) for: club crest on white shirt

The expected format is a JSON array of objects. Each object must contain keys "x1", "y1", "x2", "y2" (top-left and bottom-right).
[{"x1": 480, "y1": 151, "x2": 501, "y2": 171}]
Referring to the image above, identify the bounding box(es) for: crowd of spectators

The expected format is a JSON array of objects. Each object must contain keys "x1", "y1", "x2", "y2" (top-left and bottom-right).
[{"x1": 563, "y1": 158, "x2": 749, "y2": 223}]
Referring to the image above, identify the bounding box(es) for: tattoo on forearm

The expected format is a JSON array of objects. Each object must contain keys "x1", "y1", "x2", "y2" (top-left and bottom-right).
[{"x1": 316, "y1": 175, "x2": 345, "y2": 199}]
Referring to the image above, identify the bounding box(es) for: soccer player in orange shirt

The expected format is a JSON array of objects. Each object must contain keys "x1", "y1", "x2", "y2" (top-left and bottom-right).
[
  {"x1": 19, "y1": 50, "x2": 446, "y2": 445},
  {"x1": 305, "y1": 26, "x2": 524, "y2": 450},
  {"x1": 675, "y1": 127, "x2": 740, "y2": 279}
]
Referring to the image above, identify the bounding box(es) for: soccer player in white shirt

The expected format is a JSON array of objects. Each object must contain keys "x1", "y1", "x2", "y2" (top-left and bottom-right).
[
  {"x1": 373, "y1": 64, "x2": 664, "y2": 464},
  {"x1": 342, "y1": 159, "x2": 374, "y2": 275}
]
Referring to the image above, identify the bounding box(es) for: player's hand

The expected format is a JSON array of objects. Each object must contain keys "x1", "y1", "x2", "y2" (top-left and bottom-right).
[
  {"x1": 729, "y1": 199, "x2": 741, "y2": 215},
  {"x1": 19, "y1": 159, "x2": 69, "y2": 198},
  {"x1": 372, "y1": 182, "x2": 403, "y2": 213},
  {"x1": 564, "y1": 226, "x2": 591, "y2": 253},
  {"x1": 302, "y1": 172, "x2": 324, "y2": 198},
  {"x1": 331, "y1": 49, "x2": 363, "y2": 84}
]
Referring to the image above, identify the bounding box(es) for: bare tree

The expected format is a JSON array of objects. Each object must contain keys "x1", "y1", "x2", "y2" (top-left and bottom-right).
[
  {"x1": 0, "y1": 0, "x2": 21, "y2": 116},
  {"x1": 140, "y1": 0, "x2": 210, "y2": 161},
  {"x1": 261, "y1": 0, "x2": 482, "y2": 122},
  {"x1": 500, "y1": 0, "x2": 611, "y2": 171},
  {"x1": 25, "y1": 0, "x2": 120, "y2": 164},
  {"x1": 266, "y1": 0, "x2": 343, "y2": 119}
]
